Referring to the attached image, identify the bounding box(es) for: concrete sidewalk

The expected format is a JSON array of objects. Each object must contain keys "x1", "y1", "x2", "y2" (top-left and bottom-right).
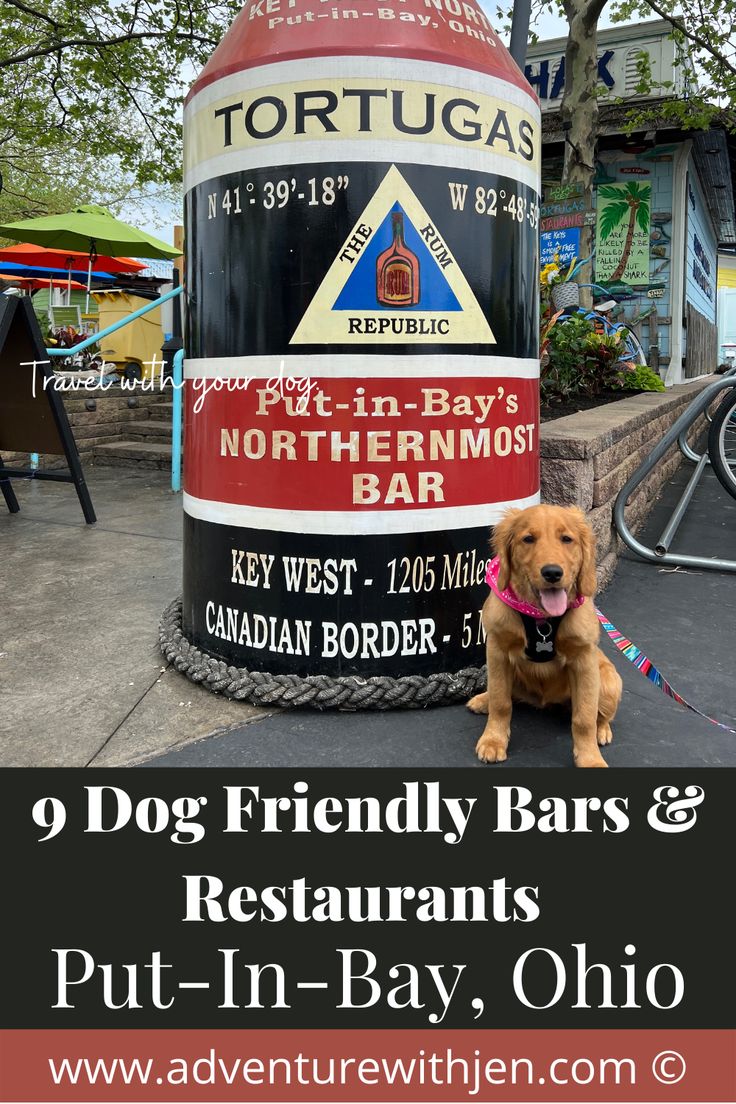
[
  {"x1": 0, "y1": 469, "x2": 270, "y2": 766},
  {"x1": 1, "y1": 463, "x2": 735, "y2": 768}
]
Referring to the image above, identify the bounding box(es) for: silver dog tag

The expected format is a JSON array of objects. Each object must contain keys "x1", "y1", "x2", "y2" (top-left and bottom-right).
[{"x1": 536, "y1": 641, "x2": 554, "y2": 653}]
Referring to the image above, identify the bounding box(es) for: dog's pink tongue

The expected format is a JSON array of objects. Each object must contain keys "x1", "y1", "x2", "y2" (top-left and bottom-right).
[{"x1": 540, "y1": 589, "x2": 568, "y2": 616}]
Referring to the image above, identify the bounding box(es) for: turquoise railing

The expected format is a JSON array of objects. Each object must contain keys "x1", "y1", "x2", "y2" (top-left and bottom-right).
[
  {"x1": 172, "y1": 348, "x2": 184, "y2": 494},
  {"x1": 45, "y1": 284, "x2": 184, "y2": 493}
]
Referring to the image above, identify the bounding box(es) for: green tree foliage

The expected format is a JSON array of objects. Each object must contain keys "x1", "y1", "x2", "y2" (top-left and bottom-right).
[
  {"x1": 609, "y1": 0, "x2": 736, "y2": 132},
  {"x1": 0, "y1": 139, "x2": 180, "y2": 230},
  {"x1": 0, "y1": 0, "x2": 241, "y2": 197}
]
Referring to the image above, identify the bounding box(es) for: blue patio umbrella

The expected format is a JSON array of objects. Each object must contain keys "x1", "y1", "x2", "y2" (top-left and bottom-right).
[
  {"x1": 0, "y1": 262, "x2": 115, "y2": 314},
  {"x1": 0, "y1": 262, "x2": 115, "y2": 282}
]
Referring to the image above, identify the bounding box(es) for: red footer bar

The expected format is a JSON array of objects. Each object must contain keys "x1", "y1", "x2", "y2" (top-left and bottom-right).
[{"x1": 1, "y1": 1030, "x2": 733, "y2": 1103}]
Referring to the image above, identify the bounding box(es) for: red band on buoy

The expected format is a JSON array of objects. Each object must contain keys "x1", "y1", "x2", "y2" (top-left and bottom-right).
[{"x1": 187, "y1": 0, "x2": 533, "y2": 103}]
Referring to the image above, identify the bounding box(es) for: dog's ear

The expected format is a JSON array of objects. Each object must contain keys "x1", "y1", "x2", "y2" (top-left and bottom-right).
[
  {"x1": 575, "y1": 512, "x2": 598, "y2": 597},
  {"x1": 492, "y1": 509, "x2": 520, "y2": 591}
]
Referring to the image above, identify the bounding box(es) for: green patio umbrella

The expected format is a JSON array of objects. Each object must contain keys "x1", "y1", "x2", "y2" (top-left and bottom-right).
[{"x1": 0, "y1": 204, "x2": 181, "y2": 310}]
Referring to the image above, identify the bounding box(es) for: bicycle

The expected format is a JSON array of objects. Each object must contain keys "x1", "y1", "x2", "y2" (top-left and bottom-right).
[
  {"x1": 707, "y1": 367, "x2": 736, "y2": 501},
  {"x1": 556, "y1": 283, "x2": 649, "y2": 367}
]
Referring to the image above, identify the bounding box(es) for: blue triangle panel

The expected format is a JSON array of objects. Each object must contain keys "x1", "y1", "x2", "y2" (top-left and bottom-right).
[{"x1": 333, "y1": 202, "x2": 462, "y2": 312}]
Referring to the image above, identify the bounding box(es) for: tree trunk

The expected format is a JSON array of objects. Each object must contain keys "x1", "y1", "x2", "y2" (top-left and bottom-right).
[
  {"x1": 610, "y1": 202, "x2": 638, "y2": 281},
  {"x1": 560, "y1": 0, "x2": 608, "y2": 309}
]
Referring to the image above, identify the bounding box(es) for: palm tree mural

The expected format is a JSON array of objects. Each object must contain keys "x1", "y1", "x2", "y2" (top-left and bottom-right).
[{"x1": 597, "y1": 182, "x2": 651, "y2": 281}]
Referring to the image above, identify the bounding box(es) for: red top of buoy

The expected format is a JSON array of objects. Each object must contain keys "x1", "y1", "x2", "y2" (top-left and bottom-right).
[{"x1": 187, "y1": 0, "x2": 533, "y2": 103}]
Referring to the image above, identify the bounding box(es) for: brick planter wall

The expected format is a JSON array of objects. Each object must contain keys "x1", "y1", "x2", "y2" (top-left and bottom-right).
[
  {"x1": 1, "y1": 387, "x2": 171, "y2": 468},
  {"x1": 540, "y1": 378, "x2": 712, "y2": 588}
]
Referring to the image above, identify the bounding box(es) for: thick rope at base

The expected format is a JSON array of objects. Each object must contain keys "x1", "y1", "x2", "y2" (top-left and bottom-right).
[{"x1": 160, "y1": 598, "x2": 486, "y2": 710}]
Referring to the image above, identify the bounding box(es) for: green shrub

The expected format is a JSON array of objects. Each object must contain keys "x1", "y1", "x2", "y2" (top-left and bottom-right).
[
  {"x1": 620, "y1": 363, "x2": 665, "y2": 391},
  {"x1": 541, "y1": 314, "x2": 628, "y2": 405}
]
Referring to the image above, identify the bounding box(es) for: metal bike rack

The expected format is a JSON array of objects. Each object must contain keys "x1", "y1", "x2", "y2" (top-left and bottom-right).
[{"x1": 613, "y1": 372, "x2": 736, "y2": 573}]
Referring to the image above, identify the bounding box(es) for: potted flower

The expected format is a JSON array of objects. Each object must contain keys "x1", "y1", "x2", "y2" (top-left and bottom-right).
[{"x1": 540, "y1": 252, "x2": 580, "y2": 311}]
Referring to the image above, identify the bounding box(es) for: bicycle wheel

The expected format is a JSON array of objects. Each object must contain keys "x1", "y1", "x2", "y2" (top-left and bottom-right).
[
  {"x1": 707, "y1": 388, "x2": 736, "y2": 500},
  {"x1": 616, "y1": 324, "x2": 647, "y2": 366}
]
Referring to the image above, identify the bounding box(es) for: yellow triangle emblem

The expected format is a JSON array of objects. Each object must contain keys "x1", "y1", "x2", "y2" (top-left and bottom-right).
[{"x1": 290, "y1": 165, "x2": 496, "y2": 346}]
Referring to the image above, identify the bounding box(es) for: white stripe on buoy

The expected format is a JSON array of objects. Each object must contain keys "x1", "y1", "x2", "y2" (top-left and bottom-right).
[
  {"x1": 183, "y1": 354, "x2": 540, "y2": 380},
  {"x1": 183, "y1": 490, "x2": 541, "y2": 534}
]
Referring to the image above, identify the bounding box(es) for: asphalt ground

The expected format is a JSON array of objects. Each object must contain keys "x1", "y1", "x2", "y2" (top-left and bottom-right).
[{"x1": 143, "y1": 463, "x2": 736, "y2": 769}]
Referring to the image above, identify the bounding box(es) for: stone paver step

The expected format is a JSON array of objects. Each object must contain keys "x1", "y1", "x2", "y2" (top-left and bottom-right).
[
  {"x1": 147, "y1": 402, "x2": 174, "y2": 422},
  {"x1": 92, "y1": 441, "x2": 173, "y2": 470},
  {"x1": 124, "y1": 421, "x2": 180, "y2": 444}
]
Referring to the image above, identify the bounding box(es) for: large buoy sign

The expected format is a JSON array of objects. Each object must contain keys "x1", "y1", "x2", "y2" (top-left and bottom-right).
[{"x1": 182, "y1": 0, "x2": 541, "y2": 680}]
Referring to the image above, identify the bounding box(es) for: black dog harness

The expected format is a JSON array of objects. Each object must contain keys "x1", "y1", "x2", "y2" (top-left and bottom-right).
[
  {"x1": 520, "y1": 614, "x2": 565, "y2": 663},
  {"x1": 486, "y1": 556, "x2": 585, "y2": 665}
]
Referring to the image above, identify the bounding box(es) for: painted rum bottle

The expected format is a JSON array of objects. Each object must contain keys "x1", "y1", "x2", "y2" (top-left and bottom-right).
[{"x1": 376, "y1": 210, "x2": 420, "y2": 307}]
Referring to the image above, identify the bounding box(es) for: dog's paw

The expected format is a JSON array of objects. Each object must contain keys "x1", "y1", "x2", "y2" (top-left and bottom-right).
[
  {"x1": 476, "y1": 736, "x2": 508, "y2": 763},
  {"x1": 597, "y1": 722, "x2": 613, "y2": 746},
  {"x1": 574, "y1": 751, "x2": 608, "y2": 768},
  {"x1": 467, "y1": 692, "x2": 489, "y2": 715}
]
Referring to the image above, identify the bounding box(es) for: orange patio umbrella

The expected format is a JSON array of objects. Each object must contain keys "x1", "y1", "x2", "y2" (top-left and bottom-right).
[
  {"x1": 0, "y1": 242, "x2": 147, "y2": 306},
  {"x1": 2, "y1": 275, "x2": 87, "y2": 292},
  {"x1": 0, "y1": 243, "x2": 146, "y2": 274}
]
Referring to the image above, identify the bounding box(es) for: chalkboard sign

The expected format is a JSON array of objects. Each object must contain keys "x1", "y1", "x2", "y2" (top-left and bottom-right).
[{"x1": 0, "y1": 296, "x2": 95, "y2": 523}]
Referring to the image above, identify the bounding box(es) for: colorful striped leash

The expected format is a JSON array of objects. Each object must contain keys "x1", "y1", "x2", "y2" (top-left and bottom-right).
[{"x1": 596, "y1": 608, "x2": 736, "y2": 735}]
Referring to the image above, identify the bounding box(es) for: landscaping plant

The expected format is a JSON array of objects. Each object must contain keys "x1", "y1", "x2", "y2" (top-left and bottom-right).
[
  {"x1": 620, "y1": 363, "x2": 666, "y2": 392},
  {"x1": 540, "y1": 313, "x2": 644, "y2": 407}
]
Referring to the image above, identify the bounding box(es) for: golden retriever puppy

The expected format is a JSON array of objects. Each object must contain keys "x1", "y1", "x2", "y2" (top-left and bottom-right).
[{"x1": 468, "y1": 504, "x2": 622, "y2": 768}]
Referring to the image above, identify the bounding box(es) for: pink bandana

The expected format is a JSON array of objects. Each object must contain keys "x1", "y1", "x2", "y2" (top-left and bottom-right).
[{"x1": 485, "y1": 555, "x2": 586, "y2": 621}]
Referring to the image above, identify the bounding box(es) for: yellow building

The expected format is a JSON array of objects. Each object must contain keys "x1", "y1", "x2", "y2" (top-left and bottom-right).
[{"x1": 717, "y1": 252, "x2": 736, "y2": 363}]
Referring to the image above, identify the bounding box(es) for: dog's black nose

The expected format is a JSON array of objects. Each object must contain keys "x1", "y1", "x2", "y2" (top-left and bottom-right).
[{"x1": 541, "y1": 563, "x2": 564, "y2": 583}]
